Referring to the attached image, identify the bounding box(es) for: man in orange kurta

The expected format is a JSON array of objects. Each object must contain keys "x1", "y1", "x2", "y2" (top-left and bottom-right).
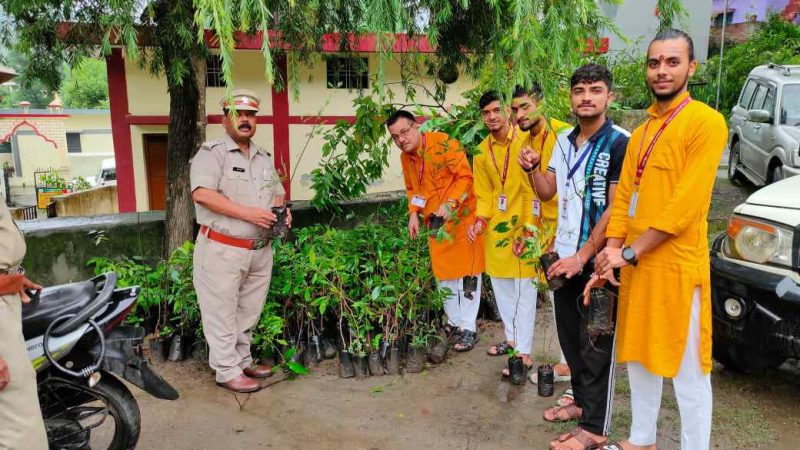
[
  {"x1": 387, "y1": 110, "x2": 486, "y2": 349},
  {"x1": 589, "y1": 30, "x2": 727, "y2": 450}
]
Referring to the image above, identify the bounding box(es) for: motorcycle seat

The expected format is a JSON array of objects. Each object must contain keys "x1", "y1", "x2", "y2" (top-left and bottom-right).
[{"x1": 22, "y1": 280, "x2": 98, "y2": 340}]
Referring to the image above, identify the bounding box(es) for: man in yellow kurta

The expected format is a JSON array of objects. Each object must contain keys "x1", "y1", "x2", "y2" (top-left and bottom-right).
[
  {"x1": 589, "y1": 30, "x2": 727, "y2": 450},
  {"x1": 466, "y1": 90, "x2": 537, "y2": 381},
  {"x1": 387, "y1": 110, "x2": 486, "y2": 352},
  {"x1": 510, "y1": 84, "x2": 573, "y2": 387}
]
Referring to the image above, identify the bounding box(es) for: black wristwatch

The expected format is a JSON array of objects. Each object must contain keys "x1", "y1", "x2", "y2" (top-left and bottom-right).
[{"x1": 621, "y1": 246, "x2": 638, "y2": 267}]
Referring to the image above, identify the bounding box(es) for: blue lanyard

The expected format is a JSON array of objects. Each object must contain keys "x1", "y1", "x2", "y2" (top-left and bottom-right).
[{"x1": 566, "y1": 140, "x2": 596, "y2": 181}]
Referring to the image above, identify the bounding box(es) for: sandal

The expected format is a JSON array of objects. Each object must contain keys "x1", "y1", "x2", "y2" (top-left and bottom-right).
[
  {"x1": 444, "y1": 325, "x2": 462, "y2": 345},
  {"x1": 453, "y1": 330, "x2": 479, "y2": 352},
  {"x1": 487, "y1": 341, "x2": 514, "y2": 356},
  {"x1": 557, "y1": 388, "x2": 575, "y2": 407},
  {"x1": 549, "y1": 427, "x2": 607, "y2": 450},
  {"x1": 543, "y1": 403, "x2": 582, "y2": 423}
]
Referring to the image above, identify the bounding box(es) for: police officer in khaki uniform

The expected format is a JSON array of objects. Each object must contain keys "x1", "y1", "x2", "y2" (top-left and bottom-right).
[
  {"x1": 191, "y1": 89, "x2": 289, "y2": 393},
  {"x1": 0, "y1": 201, "x2": 48, "y2": 449}
]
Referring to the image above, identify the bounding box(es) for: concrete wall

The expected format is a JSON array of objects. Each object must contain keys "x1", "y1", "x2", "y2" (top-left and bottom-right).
[
  {"x1": 53, "y1": 185, "x2": 119, "y2": 217},
  {"x1": 602, "y1": 0, "x2": 713, "y2": 62},
  {"x1": 19, "y1": 194, "x2": 404, "y2": 286}
]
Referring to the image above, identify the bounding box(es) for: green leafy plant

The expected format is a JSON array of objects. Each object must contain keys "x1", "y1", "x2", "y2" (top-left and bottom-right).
[
  {"x1": 37, "y1": 171, "x2": 69, "y2": 190},
  {"x1": 70, "y1": 176, "x2": 92, "y2": 192}
]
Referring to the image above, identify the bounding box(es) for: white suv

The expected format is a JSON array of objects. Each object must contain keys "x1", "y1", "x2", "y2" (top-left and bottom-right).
[
  {"x1": 727, "y1": 63, "x2": 800, "y2": 185},
  {"x1": 711, "y1": 175, "x2": 800, "y2": 372}
]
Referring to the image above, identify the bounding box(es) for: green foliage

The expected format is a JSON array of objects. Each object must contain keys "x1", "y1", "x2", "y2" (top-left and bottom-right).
[
  {"x1": 88, "y1": 241, "x2": 200, "y2": 335},
  {"x1": 37, "y1": 171, "x2": 68, "y2": 189},
  {"x1": 62, "y1": 59, "x2": 109, "y2": 109},
  {"x1": 70, "y1": 176, "x2": 92, "y2": 192},
  {"x1": 0, "y1": 50, "x2": 58, "y2": 108},
  {"x1": 696, "y1": 15, "x2": 800, "y2": 114},
  {"x1": 602, "y1": 46, "x2": 651, "y2": 110},
  {"x1": 268, "y1": 204, "x2": 446, "y2": 357},
  {"x1": 309, "y1": 92, "x2": 394, "y2": 211},
  {"x1": 87, "y1": 206, "x2": 449, "y2": 364}
]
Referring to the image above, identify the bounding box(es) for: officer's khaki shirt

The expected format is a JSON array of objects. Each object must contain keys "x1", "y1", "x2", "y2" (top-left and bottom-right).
[
  {"x1": 0, "y1": 202, "x2": 26, "y2": 271},
  {"x1": 190, "y1": 135, "x2": 285, "y2": 239}
]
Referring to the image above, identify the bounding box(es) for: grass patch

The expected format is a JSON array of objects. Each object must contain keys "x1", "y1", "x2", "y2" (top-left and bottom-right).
[{"x1": 713, "y1": 403, "x2": 774, "y2": 447}]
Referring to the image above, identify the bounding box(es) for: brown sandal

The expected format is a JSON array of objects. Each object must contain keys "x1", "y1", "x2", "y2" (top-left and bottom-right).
[
  {"x1": 549, "y1": 427, "x2": 607, "y2": 450},
  {"x1": 543, "y1": 403, "x2": 582, "y2": 422}
]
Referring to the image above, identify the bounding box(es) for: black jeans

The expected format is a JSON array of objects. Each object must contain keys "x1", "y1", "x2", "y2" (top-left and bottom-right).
[{"x1": 553, "y1": 272, "x2": 617, "y2": 436}]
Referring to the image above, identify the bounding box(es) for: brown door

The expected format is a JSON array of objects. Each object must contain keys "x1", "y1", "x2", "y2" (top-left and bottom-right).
[{"x1": 144, "y1": 134, "x2": 168, "y2": 211}]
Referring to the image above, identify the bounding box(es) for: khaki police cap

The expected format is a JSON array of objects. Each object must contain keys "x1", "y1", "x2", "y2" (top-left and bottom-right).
[{"x1": 221, "y1": 89, "x2": 260, "y2": 112}]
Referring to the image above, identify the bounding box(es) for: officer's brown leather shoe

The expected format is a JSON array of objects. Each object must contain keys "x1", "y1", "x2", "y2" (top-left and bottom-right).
[
  {"x1": 216, "y1": 374, "x2": 260, "y2": 393},
  {"x1": 243, "y1": 364, "x2": 273, "y2": 378}
]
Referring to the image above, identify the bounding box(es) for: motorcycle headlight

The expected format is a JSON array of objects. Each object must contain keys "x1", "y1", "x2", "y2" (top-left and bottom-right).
[{"x1": 724, "y1": 215, "x2": 794, "y2": 266}]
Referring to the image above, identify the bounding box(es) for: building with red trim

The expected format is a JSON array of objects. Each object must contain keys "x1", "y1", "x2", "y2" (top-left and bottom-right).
[{"x1": 106, "y1": 32, "x2": 612, "y2": 212}]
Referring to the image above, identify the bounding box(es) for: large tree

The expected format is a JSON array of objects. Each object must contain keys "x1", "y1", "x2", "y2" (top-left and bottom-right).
[{"x1": 0, "y1": 0, "x2": 685, "y2": 252}]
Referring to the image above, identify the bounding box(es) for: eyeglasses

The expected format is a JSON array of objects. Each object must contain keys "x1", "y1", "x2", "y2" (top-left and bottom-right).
[{"x1": 390, "y1": 126, "x2": 414, "y2": 142}]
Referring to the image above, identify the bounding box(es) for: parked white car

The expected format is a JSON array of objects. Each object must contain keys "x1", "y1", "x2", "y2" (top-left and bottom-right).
[
  {"x1": 727, "y1": 63, "x2": 800, "y2": 185},
  {"x1": 96, "y1": 158, "x2": 117, "y2": 187},
  {"x1": 711, "y1": 175, "x2": 800, "y2": 372}
]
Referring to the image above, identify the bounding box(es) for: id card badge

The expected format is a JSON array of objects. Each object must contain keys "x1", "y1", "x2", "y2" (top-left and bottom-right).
[
  {"x1": 628, "y1": 192, "x2": 639, "y2": 218},
  {"x1": 411, "y1": 195, "x2": 427, "y2": 209},
  {"x1": 532, "y1": 199, "x2": 541, "y2": 218},
  {"x1": 498, "y1": 194, "x2": 508, "y2": 212},
  {"x1": 561, "y1": 198, "x2": 569, "y2": 220}
]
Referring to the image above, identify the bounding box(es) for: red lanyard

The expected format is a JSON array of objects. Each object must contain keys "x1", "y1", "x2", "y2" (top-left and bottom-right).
[
  {"x1": 634, "y1": 96, "x2": 691, "y2": 187},
  {"x1": 488, "y1": 128, "x2": 515, "y2": 188},
  {"x1": 414, "y1": 134, "x2": 427, "y2": 186},
  {"x1": 540, "y1": 129, "x2": 549, "y2": 154}
]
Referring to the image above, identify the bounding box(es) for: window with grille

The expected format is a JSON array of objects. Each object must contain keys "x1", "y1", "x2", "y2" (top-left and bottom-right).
[
  {"x1": 66, "y1": 133, "x2": 82, "y2": 153},
  {"x1": 206, "y1": 55, "x2": 226, "y2": 88},
  {"x1": 326, "y1": 57, "x2": 369, "y2": 90}
]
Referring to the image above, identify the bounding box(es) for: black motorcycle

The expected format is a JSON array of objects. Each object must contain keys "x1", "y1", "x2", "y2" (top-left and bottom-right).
[{"x1": 22, "y1": 272, "x2": 179, "y2": 449}]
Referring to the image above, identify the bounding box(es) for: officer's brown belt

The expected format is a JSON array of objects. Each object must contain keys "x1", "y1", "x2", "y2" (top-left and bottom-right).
[
  {"x1": 0, "y1": 274, "x2": 24, "y2": 296},
  {"x1": 199, "y1": 225, "x2": 268, "y2": 250}
]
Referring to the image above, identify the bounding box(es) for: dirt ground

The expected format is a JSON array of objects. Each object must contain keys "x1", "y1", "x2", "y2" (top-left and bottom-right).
[{"x1": 126, "y1": 175, "x2": 800, "y2": 450}]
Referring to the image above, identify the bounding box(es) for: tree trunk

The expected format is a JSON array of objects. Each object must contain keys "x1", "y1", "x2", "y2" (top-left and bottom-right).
[
  {"x1": 192, "y1": 56, "x2": 208, "y2": 161},
  {"x1": 154, "y1": 0, "x2": 207, "y2": 260},
  {"x1": 162, "y1": 68, "x2": 199, "y2": 259}
]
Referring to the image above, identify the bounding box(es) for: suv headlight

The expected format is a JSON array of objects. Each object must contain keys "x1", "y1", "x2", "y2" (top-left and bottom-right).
[{"x1": 723, "y1": 215, "x2": 795, "y2": 267}]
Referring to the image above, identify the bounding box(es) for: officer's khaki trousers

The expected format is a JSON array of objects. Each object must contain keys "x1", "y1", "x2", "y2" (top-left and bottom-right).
[
  {"x1": 0, "y1": 294, "x2": 48, "y2": 450},
  {"x1": 193, "y1": 234, "x2": 274, "y2": 383}
]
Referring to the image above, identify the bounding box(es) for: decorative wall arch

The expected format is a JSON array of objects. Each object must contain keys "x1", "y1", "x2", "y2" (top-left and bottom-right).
[{"x1": 0, "y1": 120, "x2": 59, "y2": 149}]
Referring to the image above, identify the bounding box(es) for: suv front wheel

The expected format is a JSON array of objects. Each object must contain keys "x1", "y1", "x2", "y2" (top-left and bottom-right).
[
  {"x1": 728, "y1": 141, "x2": 746, "y2": 184},
  {"x1": 769, "y1": 163, "x2": 784, "y2": 184},
  {"x1": 713, "y1": 336, "x2": 785, "y2": 373}
]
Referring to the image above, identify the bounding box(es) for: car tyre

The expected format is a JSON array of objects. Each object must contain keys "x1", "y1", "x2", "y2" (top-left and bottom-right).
[
  {"x1": 769, "y1": 163, "x2": 783, "y2": 184},
  {"x1": 727, "y1": 142, "x2": 746, "y2": 184},
  {"x1": 713, "y1": 336, "x2": 785, "y2": 374}
]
